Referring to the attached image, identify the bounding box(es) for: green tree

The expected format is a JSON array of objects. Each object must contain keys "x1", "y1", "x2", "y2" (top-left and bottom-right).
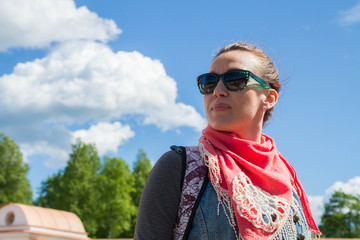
[
  {"x1": 0, "y1": 133, "x2": 32, "y2": 205},
  {"x1": 36, "y1": 171, "x2": 64, "y2": 208},
  {"x1": 36, "y1": 140, "x2": 100, "y2": 236},
  {"x1": 95, "y1": 157, "x2": 135, "y2": 238},
  {"x1": 121, "y1": 149, "x2": 152, "y2": 237},
  {"x1": 132, "y1": 149, "x2": 152, "y2": 207},
  {"x1": 37, "y1": 144, "x2": 153, "y2": 238},
  {"x1": 319, "y1": 191, "x2": 360, "y2": 238}
]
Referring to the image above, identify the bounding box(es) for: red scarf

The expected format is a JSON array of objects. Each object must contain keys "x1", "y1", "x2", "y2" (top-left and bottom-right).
[{"x1": 199, "y1": 126, "x2": 320, "y2": 240}]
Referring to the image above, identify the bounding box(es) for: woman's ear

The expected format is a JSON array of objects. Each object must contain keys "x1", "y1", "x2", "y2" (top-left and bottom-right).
[{"x1": 262, "y1": 89, "x2": 278, "y2": 110}]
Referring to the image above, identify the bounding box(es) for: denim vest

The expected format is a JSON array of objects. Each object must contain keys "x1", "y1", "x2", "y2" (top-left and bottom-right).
[
  {"x1": 172, "y1": 146, "x2": 312, "y2": 240},
  {"x1": 188, "y1": 180, "x2": 310, "y2": 240}
]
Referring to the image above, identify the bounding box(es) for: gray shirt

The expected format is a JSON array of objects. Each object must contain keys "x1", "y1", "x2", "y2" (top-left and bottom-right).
[{"x1": 134, "y1": 150, "x2": 183, "y2": 240}]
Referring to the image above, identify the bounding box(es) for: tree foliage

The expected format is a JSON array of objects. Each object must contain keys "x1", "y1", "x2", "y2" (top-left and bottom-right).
[
  {"x1": 36, "y1": 141, "x2": 152, "y2": 238},
  {"x1": 319, "y1": 191, "x2": 360, "y2": 238},
  {"x1": 121, "y1": 149, "x2": 152, "y2": 237},
  {"x1": 0, "y1": 133, "x2": 32, "y2": 205},
  {"x1": 36, "y1": 140, "x2": 101, "y2": 236},
  {"x1": 36, "y1": 171, "x2": 64, "y2": 208},
  {"x1": 96, "y1": 157, "x2": 135, "y2": 238},
  {"x1": 132, "y1": 149, "x2": 152, "y2": 207}
]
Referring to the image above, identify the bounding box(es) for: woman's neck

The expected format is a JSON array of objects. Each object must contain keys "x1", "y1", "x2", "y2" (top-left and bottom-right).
[{"x1": 233, "y1": 121, "x2": 263, "y2": 143}]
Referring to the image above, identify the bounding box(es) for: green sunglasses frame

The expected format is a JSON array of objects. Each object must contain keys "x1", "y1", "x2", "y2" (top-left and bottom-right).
[{"x1": 197, "y1": 69, "x2": 271, "y2": 95}]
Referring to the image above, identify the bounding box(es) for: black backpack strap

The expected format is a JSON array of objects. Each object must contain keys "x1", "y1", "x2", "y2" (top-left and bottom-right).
[{"x1": 170, "y1": 145, "x2": 187, "y2": 191}]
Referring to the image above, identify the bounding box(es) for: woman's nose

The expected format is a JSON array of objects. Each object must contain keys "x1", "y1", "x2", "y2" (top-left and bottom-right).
[{"x1": 213, "y1": 79, "x2": 228, "y2": 97}]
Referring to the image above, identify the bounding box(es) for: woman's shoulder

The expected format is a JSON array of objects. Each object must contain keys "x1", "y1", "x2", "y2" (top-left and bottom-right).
[
  {"x1": 152, "y1": 148, "x2": 184, "y2": 175},
  {"x1": 143, "y1": 147, "x2": 186, "y2": 191},
  {"x1": 135, "y1": 148, "x2": 186, "y2": 240},
  {"x1": 153, "y1": 146, "x2": 201, "y2": 179}
]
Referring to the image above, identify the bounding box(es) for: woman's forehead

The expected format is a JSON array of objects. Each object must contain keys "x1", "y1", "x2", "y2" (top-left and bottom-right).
[{"x1": 209, "y1": 50, "x2": 261, "y2": 75}]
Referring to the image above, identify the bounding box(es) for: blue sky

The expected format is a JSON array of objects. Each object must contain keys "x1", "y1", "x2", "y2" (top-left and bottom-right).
[{"x1": 0, "y1": 0, "x2": 359, "y2": 224}]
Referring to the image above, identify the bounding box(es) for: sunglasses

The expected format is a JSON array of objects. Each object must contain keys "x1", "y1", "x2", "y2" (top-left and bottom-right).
[{"x1": 197, "y1": 69, "x2": 271, "y2": 95}]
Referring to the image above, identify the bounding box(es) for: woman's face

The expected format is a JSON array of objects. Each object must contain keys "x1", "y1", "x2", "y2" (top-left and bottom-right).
[{"x1": 204, "y1": 50, "x2": 269, "y2": 138}]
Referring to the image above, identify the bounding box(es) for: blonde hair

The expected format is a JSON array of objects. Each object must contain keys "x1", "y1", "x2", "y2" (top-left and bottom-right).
[{"x1": 214, "y1": 42, "x2": 281, "y2": 124}]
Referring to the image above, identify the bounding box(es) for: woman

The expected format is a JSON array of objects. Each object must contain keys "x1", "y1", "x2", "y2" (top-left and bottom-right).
[{"x1": 134, "y1": 42, "x2": 321, "y2": 240}]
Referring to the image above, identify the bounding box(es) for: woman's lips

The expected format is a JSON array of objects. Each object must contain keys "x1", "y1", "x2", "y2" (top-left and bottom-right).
[{"x1": 211, "y1": 103, "x2": 231, "y2": 112}]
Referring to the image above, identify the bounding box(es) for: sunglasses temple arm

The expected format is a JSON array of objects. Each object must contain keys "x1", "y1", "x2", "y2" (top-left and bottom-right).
[{"x1": 251, "y1": 74, "x2": 271, "y2": 89}]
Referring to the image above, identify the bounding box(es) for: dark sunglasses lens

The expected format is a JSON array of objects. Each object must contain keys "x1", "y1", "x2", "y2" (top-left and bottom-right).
[
  {"x1": 198, "y1": 74, "x2": 218, "y2": 94},
  {"x1": 224, "y1": 72, "x2": 248, "y2": 90}
]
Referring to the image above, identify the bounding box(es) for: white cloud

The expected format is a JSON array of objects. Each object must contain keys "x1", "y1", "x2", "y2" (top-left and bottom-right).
[
  {"x1": 0, "y1": 40, "x2": 206, "y2": 131},
  {"x1": 308, "y1": 176, "x2": 360, "y2": 225},
  {"x1": 73, "y1": 122, "x2": 135, "y2": 155},
  {"x1": 308, "y1": 195, "x2": 324, "y2": 225},
  {"x1": 21, "y1": 141, "x2": 69, "y2": 168},
  {"x1": 0, "y1": 40, "x2": 206, "y2": 166},
  {"x1": 143, "y1": 102, "x2": 207, "y2": 131},
  {"x1": 0, "y1": 0, "x2": 206, "y2": 168},
  {"x1": 339, "y1": 2, "x2": 360, "y2": 26},
  {"x1": 325, "y1": 176, "x2": 360, "y2": 199},
  {"x1": 0, "y1": 0, "x2": 121, "y2": 51}
]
